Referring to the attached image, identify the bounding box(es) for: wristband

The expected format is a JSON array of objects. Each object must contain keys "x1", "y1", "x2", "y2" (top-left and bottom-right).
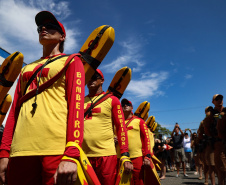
[
  {"x1": 146, "y1": 154, "x2": 151, "y2": 158},
  {"x1": 121, "y1": 152, "x2": 130, "y2": 157}
]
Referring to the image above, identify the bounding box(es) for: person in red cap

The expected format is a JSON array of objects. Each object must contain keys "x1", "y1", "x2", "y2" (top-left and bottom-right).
[
  {"x1": 83, "y1": 69, "x2": 133, "y2": 185},
  {"x1": 120, "y1": 98, "x2": 151, "y2": 184},
  {"x1": 0, "y1": 11, "x2": 85, "y2": 185}
]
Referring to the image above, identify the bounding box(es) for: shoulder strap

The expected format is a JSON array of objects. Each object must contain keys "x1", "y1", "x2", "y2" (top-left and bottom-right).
[
  {"x1": 19, "y1": 54, "x2": 80, "y2": 107},
  {"x1": 23, "y1": 55, "x2": 69, "y2": 96},
  {"x1": 125, "y1": 116, "x2": 136, "y2": 127},
  {"x1": 84, "y1": 92, "x2": 112, "y2": 118}
]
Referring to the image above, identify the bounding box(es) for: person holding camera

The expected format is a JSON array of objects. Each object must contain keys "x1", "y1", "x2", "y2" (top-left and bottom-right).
[{"x1": 171, "y1": 123, "x2": 188, "y2": 177}]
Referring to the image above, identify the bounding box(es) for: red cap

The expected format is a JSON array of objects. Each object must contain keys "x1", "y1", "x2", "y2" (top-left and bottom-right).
[
  {"x1": 121, "y1": 98, "x2": 133, "y2": 107},
  {"x1": 35, "y1": 11, "x2": 66, "y2": 36},
  {"x1": 96, "y1": 69, "x2": 104, "y2": 79}
]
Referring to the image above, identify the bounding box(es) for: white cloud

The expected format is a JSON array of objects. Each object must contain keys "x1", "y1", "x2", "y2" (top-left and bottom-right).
[
  {"x1": 170, "y1": 61, "x2": 175, "y2": 66},
  {"x1": 101, "y1": 38, "x2": 145, "y2": 73},
  {"x1": 0, "y1": 0, "x2": 80, "y2": 63},
  {"x1": 185, "y1": 74, "x2": 193, "y2": 79},
  {"x1": 126, "y1": 71, "x2": 169, "y2": 98}
]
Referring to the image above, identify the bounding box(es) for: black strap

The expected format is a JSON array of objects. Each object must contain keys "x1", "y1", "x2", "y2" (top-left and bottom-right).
[
  {"x1": 107, "y1": 67, "x2": 129, "y2": 99},
  {"x1": 108, "y1": 86, "x2": 123, "y2": 99},
  {"x1": 134, "y1": 102, "x2": 148, "y2": 118},
  {"x1": 79, "y1": 25, "x2": 110, "y2": 70},
  {"x1": 79, "y1": 51, "x2": 101, "y2": 70},
  {"x1": 84, "y1": 92, "x2": 112, "y2": 118},
  {"x1": 0, "y1": 111, "x2": 6, "y2": 116},
  {"x1": 0, "y1": 94, "x2": 9, "y2": 109},
  {"x1": 23, "y1": 55, "x2": 69, "y2": 96},
  {"x1": 85, "y1": 25, "x2": 110, "y2": 55},
  {"x1": 0, "y1": 94, "x2": 10, "y2": 115},
  {"x1": 125, "y1": 116, "x2": 136, "y2": 127},
  {"x1": 0, "y1": 52, "x2": 20, "y2": 87}
]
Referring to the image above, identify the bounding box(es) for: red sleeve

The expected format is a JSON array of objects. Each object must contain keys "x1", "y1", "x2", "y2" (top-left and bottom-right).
[
  {"x1": 63, "y1": 56, "x2": 85, "y2": 160},
  {"x1": 139, "y1": 118, "x2": 151, "y2": 156},
  {"x1": 0, "y1": 75, "x2": 22, "y2": 158},
  {"x1": 111, "y1": 96, "x2": 129, "y2": 154}
]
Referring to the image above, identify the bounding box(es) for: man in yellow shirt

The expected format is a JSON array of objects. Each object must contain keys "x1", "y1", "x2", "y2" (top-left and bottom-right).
[
  {"x1": 121, "y1": 98, "x2": 151, "y2": 184},
  {"x1": 83, "y1": 69, "x2": 133, "y2": 185}
]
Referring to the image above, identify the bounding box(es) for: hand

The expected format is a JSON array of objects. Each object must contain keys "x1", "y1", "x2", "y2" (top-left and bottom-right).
[
  {"x1": 143, "y1": 158, "x2": 151, "y2": 166},
  {"x1": 122, "y1": 160, "x2": 133, "y2": 174},
  {"x1": 189, "y1": 129, "x2": 191, "y2": 132},
  {"x1": 185, "y1": 128, "x2": 187, "y2": 131},
  {"x1": 0, "y1": 158, "x2": 9, "y2": 184},
  {"x1": 54, "y1": 161, "x2": 77, "y2": 185}
]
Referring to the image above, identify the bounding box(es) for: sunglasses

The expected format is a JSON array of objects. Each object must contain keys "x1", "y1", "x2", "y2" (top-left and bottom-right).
[
  {"x1": 37, "y1": 23, "x2": 63, "y2": 34},
  {"x1": 122, "y1": 103, "x2": 132, "y2": 107},
  {"x1": 215, "y1": 96, "x2": 223, "y2": 101},
  {"x1": 91, "y1": 74, "x2": 102, "y2": 81}
]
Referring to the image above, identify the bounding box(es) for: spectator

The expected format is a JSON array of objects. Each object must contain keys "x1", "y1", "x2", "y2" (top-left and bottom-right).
[
  {"x1": 183, "y1": 129, "x2": 192, "y2": 170},
  {"x1": 171, "y1": 123, "x2": 188, "y2": 177}
]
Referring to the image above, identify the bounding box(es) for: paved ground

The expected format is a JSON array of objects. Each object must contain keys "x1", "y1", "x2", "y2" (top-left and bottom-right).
[{"x1": 159, "y1": 169, "x2": 218, "y2": 185}]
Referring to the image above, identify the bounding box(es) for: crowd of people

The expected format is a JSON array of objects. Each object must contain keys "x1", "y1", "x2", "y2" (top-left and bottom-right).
[{"x1": 153, "y1": 94, "x2": 226, "y2": 185}]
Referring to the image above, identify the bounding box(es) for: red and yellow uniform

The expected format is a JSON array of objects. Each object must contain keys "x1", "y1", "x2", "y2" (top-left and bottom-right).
[
  {"x1": 83, "y1": 92, "x2": 129, "y2": 185},
  {"x1": 0, "y1": 54, "x2": 85, "y2": 184},
  {"x1": 126, "y1": 115, "x2": 151, "y2": 185},
  {"x1": 148, "y1": 129, "x2": 155, "y2": 154}
]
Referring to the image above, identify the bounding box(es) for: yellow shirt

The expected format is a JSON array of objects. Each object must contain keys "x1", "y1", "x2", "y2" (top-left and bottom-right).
[
  {"x1": 83, "y1": 93, "x2": 128, "y2": 157},
  {"x1": 126, "y1": 116, "x2": 151, "y2": 158},
  {"x1": 9, "y1": 55, "x2": 84, "y2": 157}
]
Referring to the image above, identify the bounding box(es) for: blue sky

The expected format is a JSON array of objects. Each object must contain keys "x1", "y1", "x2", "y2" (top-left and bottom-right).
[{"x1": 0, "y1": 0, "x2": 226, "y2": 132}]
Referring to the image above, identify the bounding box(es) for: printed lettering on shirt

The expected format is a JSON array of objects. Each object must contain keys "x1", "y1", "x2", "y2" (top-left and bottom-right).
[
  {"x1": 77, "y1": 72, "x2": 81, "y2": 78},
  {"x1": 74, "y1": 130, "x2": 80, "y2": 138},
  {"x1": 76, "y1": 87, "x2": 81, "y2": 93},
  {"x1": 74, "y1": 120, "x2": 80, "y2": 128},
  {"x1": 76, "y1": 94, "x2": 81, "y2": 101},
  {"x1": 118, "y1": 114, "x2": 123, "y2": 118},
  {"x1": 121, "y1": 132, "x2": 125, "y2": 136},
  {"x1": 75, "y1": 140, "x2": 79, "y2": 144},
  {"x1": 76, "y1": 102, "x2": 80, "y2": 109},
  {"x1": 122, "y1": 142, "x2": 125, "y2": 145},
  {"x1": 76, "y1": 111, "x2": 79, "y2": 118},
  {"x1": 76, "y1": 79, "x2": 81, "y2": 85},
  {"x1": 73, "y1": 70, "x2": 83, "y2": 145}
]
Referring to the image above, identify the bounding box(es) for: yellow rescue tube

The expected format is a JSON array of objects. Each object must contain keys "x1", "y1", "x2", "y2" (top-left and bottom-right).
[
  {"x1": 0, "y1": 94, "x2": 12, "y2": 126},
  {"x1": 134, "y1": 101, "x2": 150, "y2": 119},
  {"x1": 143, "y1": 112, "x2": 148, "y2": 122},
  {"x1": 0, "y1": 51, "x2": 23, "y2": 104},
  {"x1": 80, "y1": 25, "x2": 115, "y2": 84},
  {"x1": 146, "y1": 116, "x2": 157, "y2": 132},
  {"x1": 106, "y1": 66, "x2": 132, "y2": 99},
  {"x1": 66, "y1": 142, "x2": 101, "y2": 185}
]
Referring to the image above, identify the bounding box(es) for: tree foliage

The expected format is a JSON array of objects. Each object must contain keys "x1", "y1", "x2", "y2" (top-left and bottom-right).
[{"x1": 154, "y1": 122, "x2": 171, "y2": 138}]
